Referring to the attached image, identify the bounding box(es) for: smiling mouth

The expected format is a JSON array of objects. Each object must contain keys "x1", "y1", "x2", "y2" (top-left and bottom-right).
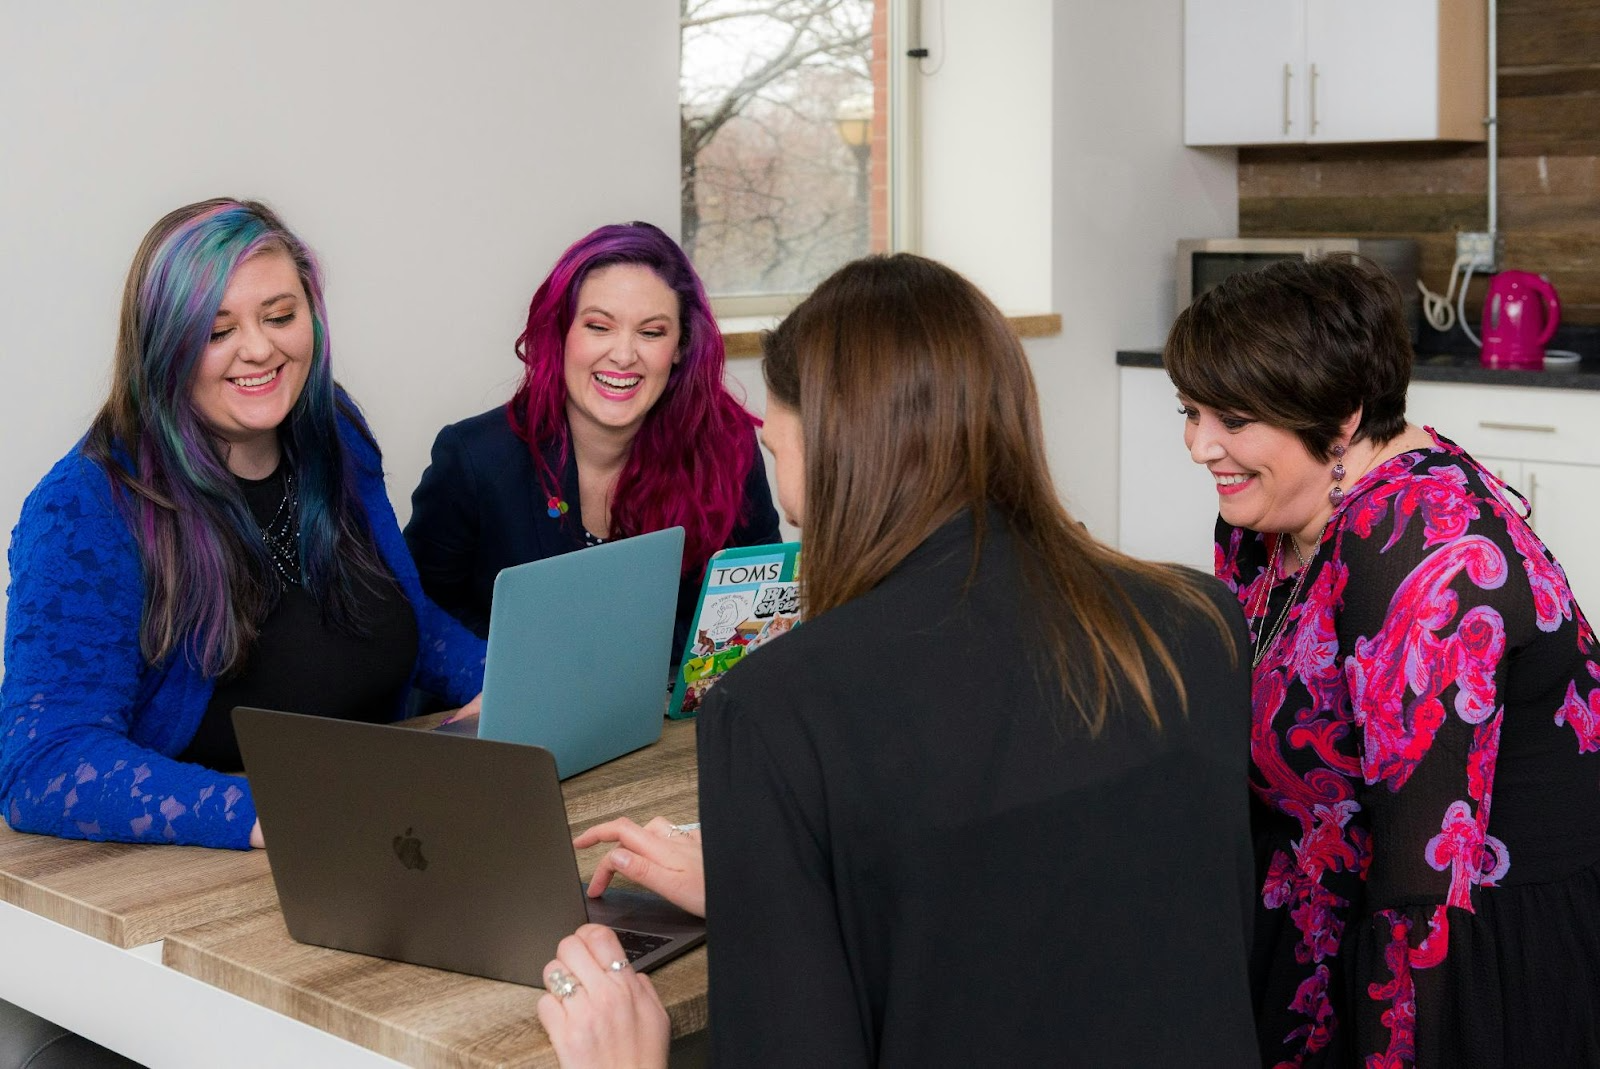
[
  {"x1": 593, "y1": 371, "x2": 642, "y2": 391},
  {"x1": 230, "y1": 367, "x2": 280, "y2": 389},
  {"x1": 1212, "y1": 472, "x2": 1256, "y2": 495}
]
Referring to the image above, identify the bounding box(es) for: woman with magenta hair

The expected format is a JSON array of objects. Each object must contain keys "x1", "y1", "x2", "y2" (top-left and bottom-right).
[
  {"x1": 0, "y1": 198, "x2": 484, "y2": 859},
  {"x1": 404, "y1": 222, "x2": 779, "y2": 662}
]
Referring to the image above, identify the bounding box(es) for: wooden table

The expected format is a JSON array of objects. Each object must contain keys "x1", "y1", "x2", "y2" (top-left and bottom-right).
[
  {"x1": 0, "y1": 817, "x2": 273, "y2": 947},
  {"x1": 0, "y1": 718, "x2": 704, "y2": 1069}
]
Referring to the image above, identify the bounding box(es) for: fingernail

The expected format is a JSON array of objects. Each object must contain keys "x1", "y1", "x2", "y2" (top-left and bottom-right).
[{"x1": 610, "y1": 848, "x2": 633, "y2": 868}]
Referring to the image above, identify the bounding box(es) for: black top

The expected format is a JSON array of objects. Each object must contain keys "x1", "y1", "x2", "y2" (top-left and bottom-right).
[
  {"x1": 180, "y1": 465, "x2": 419, "y2": 772},
  {"x1": 403, "y1": 407, "x2": 781, "y2": 662},
  {"x1": 696, "y1": 511, "x2": 1262, "y2": 1068}
]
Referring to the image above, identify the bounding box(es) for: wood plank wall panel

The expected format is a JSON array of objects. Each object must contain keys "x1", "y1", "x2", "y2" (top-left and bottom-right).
[{"x1": 1238, "y1": 0, "x2": 1600, "y2": 324}]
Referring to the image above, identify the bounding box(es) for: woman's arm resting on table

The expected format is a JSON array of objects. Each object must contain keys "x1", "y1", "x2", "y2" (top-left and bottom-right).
[{"x1": 1, "y1": 458, "x2": 257, "y2": 848}]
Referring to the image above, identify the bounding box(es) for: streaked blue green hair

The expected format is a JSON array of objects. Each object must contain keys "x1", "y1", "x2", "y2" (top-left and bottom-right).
[{"x1": 86, "y1": 198, "x2": 389, "y2": 674}]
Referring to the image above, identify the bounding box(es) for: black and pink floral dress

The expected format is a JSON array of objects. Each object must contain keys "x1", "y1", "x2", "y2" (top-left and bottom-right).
[{"x1": 1220, "y1": 430, "x2": 1600, "y2": 1068}]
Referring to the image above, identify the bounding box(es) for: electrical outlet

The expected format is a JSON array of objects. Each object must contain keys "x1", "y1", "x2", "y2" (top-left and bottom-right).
[{"x1": 1456, "y1": 231, "x2": 1498, "y2": 273}]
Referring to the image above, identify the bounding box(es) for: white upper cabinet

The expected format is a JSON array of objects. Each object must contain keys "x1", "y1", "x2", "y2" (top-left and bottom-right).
[
  {"x1": 1185, "y1": 0, "x2": 1487, "y2": 147},
  {"x1": 1184, "y1": 0, "x2": 1307, "y2": 146}
]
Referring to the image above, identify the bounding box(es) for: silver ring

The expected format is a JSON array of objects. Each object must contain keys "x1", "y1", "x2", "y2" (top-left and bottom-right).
[
  {"x1": 546, "y1": 967, "x2": 581, "y2": 999},
  {"x1": 668, "y1": 823, "x2": 697, "y2": 838},
  {"x1": 609, "y1": 959, "x2": 626, "y2": 972}
]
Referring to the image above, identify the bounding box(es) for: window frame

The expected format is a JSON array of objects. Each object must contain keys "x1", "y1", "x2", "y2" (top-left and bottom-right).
[{"x1": 689, "y1": 0, "x2": 921, "y2": 320}]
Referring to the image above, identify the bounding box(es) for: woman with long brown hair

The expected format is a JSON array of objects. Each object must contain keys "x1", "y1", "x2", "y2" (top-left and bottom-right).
[{"x1": 536, "y1": 254, "x2": 1261, "y2": 1068}]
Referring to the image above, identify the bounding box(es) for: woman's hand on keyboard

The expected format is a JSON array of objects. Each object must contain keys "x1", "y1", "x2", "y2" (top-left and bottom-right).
[
  {"x1": 575, "y1": 816, "x2": 706, "y2": 918},
  {"x1": 538, "y1": 923, "x2": 668, "y2": 1069}
]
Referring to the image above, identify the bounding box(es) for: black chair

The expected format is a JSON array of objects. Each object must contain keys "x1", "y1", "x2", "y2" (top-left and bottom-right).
[{"x1": 0, "y1": 999, "x2": 144, "y2": 1069}]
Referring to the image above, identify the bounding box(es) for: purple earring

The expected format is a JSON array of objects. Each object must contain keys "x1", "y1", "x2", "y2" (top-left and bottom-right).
[{"x1": 1329, "y1": 444, "x2": 1347, "y2": 506}]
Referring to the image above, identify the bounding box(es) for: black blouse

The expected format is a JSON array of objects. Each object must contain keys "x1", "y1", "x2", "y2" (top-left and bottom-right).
[
  {"x1": 179, "y1": 465, "x2": 418, "y2": 772},
  {"x1": 403, "y1": 407, "x2": 781, "y2": 663},
  {"x1": 696, "y1": 512, "x2": 1262, "y2": 1067}
]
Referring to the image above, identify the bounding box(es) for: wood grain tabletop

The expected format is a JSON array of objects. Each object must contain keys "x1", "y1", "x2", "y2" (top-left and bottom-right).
[
  {"x1": 0, "y1": 820, "x2": 274, "y2": 948},
  {"x1": 162, "y1": 718, "x2": 705, "y2": 1069}
]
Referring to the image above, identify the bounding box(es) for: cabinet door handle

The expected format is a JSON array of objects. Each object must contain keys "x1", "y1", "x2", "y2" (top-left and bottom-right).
[
  {"x1": 1282, "y1": 64, "x2": 1293, "y2": 135},
  {"x1": 1310, "y1": 63, "x2": 1320, "y2": 134},
  {"x1": 1478, "y1": 420, "x2": 1558, "y2": 433}
]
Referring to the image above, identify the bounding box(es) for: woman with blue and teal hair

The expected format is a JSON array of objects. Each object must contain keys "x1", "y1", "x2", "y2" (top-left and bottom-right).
[{"x1": 0, "y1": 198, "x2": 484, "y2": 853}]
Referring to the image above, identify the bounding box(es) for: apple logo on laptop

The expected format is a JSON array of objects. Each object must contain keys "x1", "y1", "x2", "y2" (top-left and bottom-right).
[{"x1": 392, "y1": 828, "x2": 428, "y2": 871}]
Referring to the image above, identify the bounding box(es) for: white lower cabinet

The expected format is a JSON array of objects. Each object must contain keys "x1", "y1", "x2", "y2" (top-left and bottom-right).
[{"x1": 1471, "y1": 457, "x2": 1600, "y2": 617}]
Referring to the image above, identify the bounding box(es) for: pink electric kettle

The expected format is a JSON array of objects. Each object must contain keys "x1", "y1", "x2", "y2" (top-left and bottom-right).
[{"x1": 1481, "y1": 270, "x2": 1560, "y2": 370}]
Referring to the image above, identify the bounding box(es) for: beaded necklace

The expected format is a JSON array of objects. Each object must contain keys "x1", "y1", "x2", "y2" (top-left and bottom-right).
[
  {"x1": 1248, "y1": 522, "x2": 1325, "y2": 669},
  {"x1": 257, "y1": 470, "x2": 303, "y2": 587}
]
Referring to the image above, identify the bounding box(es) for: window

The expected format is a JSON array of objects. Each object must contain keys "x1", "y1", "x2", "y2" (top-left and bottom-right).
[{"x1": 680, "y1": 0, "x2": 903, "y2": 313}]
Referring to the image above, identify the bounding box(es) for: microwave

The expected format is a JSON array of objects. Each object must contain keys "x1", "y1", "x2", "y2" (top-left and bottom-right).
[{"x1": 1176, "y1": 237, "x2": 1421, "y2": 339}]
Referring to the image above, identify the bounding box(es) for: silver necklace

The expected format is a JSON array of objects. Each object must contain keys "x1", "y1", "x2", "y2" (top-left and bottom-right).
[
  {"x1": 257, "y1": 471, "x2": 302, "y2": 587},
  {"x1": 1249, "y1": 523, "x2": 1326, "y2": 669}
]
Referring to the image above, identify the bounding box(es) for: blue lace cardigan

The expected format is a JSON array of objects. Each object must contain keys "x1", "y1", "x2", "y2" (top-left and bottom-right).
[{"x1": 0, "y1": 416, "x2": 485, "y2": 849}]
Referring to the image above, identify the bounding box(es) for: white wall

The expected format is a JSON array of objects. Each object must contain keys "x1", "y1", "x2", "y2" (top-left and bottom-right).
[
  {"x1": 905, "y1": 0, "x2": 1236, "y2": 540},
  {"x1": 0, "y1": 0, "x2": 1236, "y2": 640},
  {"x1": 1031, "y1": 0, "x2": 1237, "y2": 539},
  {"x1": 0, "y1": 2, "x2": 680, "y2": 635},
  {"x1": 917, "y1": 0, "x2": 1054, "y2": 314},
  {"x1": 731, "y1": 0, "x2": 1237, "y2": 544}
]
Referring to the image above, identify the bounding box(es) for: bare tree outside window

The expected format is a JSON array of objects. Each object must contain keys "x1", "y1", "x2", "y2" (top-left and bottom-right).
[{"x1": 681, "y1": 0, "x2": 887, "y2": 300}]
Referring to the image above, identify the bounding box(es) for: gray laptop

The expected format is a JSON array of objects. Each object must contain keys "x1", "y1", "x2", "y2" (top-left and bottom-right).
[
  {"x1": 232, "y1": 706, "x2": 705, "y2": 986},
  {"x1": 439, "y1": 526, "x2": 684, "y2": 779}
]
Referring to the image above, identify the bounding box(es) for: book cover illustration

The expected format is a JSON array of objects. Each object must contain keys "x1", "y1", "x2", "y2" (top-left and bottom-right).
[{"x1": 668, "y1": 542, "x2": 801, "y2": 719}]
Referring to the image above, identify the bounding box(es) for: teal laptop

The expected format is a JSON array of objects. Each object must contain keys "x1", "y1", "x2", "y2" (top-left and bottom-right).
[{"x1": 441, "y1": 526, "x2": 684, "y2": 778}]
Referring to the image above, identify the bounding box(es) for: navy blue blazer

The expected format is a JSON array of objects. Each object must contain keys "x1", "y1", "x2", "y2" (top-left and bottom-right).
[{"x1": 404, "y1": 407, "x2": 781, "y2": 662}]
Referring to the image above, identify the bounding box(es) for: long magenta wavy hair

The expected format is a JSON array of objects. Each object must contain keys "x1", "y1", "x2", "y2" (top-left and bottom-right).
[{"x1": 507, "y1": 221, "x2": 758, "y2": 576}]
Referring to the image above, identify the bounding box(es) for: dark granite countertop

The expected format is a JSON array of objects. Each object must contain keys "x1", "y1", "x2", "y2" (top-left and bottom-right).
[{"x1": 1117, "y1": 348, "x2": 1600, "y2": 391}]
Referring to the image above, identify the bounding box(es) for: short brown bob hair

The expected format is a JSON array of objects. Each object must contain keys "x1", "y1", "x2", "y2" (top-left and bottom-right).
[{"x1": 1162, "y1": 255, "x2": 1413, "y2": 460}]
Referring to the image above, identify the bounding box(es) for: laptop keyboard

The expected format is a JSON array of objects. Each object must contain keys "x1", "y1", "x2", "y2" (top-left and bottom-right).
[{"x1": 611, "y1": 927, "x2": 672, "y2": 963}]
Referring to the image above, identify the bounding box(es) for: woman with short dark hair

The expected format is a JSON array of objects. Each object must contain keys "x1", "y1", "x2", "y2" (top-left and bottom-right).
[{"x1": 1166, "y1": 256, "x2": 1600, "y2": 1067}]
